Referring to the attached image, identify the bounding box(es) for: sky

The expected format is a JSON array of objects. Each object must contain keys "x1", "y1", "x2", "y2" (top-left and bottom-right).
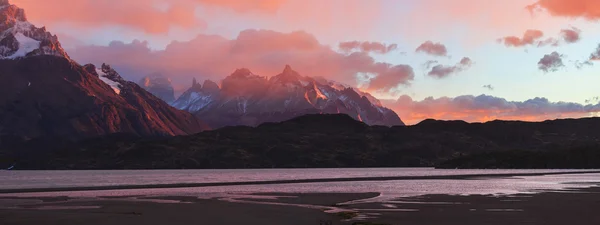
[{"x1": 11, "y1": 0, "x2": 600, "y2": 124}]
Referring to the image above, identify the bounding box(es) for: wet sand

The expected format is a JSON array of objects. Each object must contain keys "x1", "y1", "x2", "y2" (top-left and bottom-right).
[
  {"x1": 1, "y1": 186, "x2": 600, "y2": 225},
  {"x1": 349, "y1": 186, "x2": 600, "y2": 225}
]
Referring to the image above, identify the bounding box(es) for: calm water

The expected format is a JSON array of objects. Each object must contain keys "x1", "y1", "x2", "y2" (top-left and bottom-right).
[{"x1": 1, "y1": 168, "x2": 600, "y2": 201}]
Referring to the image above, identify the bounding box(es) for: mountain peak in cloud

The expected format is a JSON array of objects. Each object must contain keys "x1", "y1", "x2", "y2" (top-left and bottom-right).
[{"x1": 283, "y1": 64, "x2": 293, "y2": 73}]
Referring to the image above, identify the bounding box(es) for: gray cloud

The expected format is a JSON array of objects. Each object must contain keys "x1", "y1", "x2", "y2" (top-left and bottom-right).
[
  {"x1": 415, "y1": 41, "x2": 448, "y2": 56},
  {"x1": 383, "y1": 94, "x2": 600, "y2": 124},
  {"x1": 427, "y1": 57, "x2": 473, "y2": 78},
  {"x1": 591, "y1": 44, "x2": 600, "y2": 61},
  {"x1": 423, "y1": 60, "x2": 438, "y2": 69},
  {"x1": 574, "y1": 60, "x2": 594, "y2": 69},
  {"x1": 538, "y1": 52, "x2": 564, "y2": 72}
]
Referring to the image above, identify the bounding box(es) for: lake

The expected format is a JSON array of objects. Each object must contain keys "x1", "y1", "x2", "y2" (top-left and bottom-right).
[{"x1": 2, "y1": 168, "x2": 600, "y2": 202}]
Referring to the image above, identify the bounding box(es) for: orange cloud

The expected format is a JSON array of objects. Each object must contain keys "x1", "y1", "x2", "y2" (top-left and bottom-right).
[
  {"x1": 11, "y1": 0, "x2": 202, "y2": 33},
  {"x1": 68, "y1": 29, "x2": 413, "y2": 93},
  {"x1": 10, "y1": 0, "x2": 285, "y2": 34},
  {"x1": 384, "y1": 95, "x2": 600, "y2": 125},
  {"x1": 194, "y1": 0, "x2": 286, "y2": 13},
  {"x1": 560, "y1": 27, "x2": 581, "y2": 43},
  {"x1": 528, "y1": 0, "x2": 600, "y2": 20},
  {"x1": 499, "y1": 29, "x2": 545, "y2": 47}
]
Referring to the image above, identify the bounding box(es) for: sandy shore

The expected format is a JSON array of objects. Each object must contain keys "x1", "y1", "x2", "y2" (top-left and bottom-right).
[{"x1": 1, "y1": 186, "x2": 600, "y2": 225}]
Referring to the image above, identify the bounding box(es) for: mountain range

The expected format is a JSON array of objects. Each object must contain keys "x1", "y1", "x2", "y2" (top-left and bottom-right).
[
  {"x1": 171, "y1": 65, "x2": 404, "y2": 128},
  {"x1": 0, "y1": 0, "x2": 403, "y2": 141},
  {"x1": 0, "y1": 1, "x2": 208, "y2": 140}
]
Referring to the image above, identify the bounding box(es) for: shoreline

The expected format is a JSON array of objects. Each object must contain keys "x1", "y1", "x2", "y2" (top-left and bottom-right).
[
  {"x1": 2, "y1": 170, "x2": 600, "y2": 194},
  {"x1": 2, "y1": 186, "x2": 600, "y2": 225}
]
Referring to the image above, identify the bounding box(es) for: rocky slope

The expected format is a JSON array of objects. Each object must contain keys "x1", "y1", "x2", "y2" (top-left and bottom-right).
[
  {"x1": 0, "y1": 0, "x2": 208, "y2": 140},
  {"x1": 173, "y1": 65, "x2": 404, "y2": 128}
]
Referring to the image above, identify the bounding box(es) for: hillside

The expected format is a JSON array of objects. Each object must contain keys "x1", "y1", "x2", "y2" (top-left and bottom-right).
[{"x1": 2, "y1": 114, "x2": 599, "y2": 169}]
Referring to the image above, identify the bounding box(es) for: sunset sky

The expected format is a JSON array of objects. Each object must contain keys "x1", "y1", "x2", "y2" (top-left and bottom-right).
[{"x1": 12, "y1": 0, "x2": 600, "y2": 124}]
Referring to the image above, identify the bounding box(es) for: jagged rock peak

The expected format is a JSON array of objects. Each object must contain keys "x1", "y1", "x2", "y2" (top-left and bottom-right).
[
  {"x1": 0, "y1": 1, "x2": 69, "y2": 59},
  {"x1": 283, "y1": 64, "x2": 293, "y2": 73},
  {"x1": 100, "y1": 63, "x2": 125, "y2": 83},
  {"x1": 202, "y1": 79, "x2": 220, "y2": 93},
  {"x1": 83, "y1": 64, "x2": 98, "y2": 76},
  {"x1": 0, "y1": 1, "x2": 26, "y2": 22},
  {"x1": 230, "y1": 68, "x2": 259, "y2": 78},
  {"x1": 271, "y1": 64, "x2": 304, "y2": 84},
  {"x1": 280, "y1": 64, "x2": 300, "y2": 75}
]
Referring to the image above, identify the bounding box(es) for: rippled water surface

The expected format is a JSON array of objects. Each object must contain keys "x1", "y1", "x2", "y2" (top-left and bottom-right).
[
  {"x1": 2, "y1": 168, "x2": 600, "y2": 200},
  {"x1": 2, "y1": 168, "x2": 599, "y2": 189}
]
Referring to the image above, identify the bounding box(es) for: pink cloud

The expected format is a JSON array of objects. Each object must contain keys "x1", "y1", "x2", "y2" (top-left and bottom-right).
[
  {"x1": 366, "y1": 65, "x2": 414, "y2": 92},
  {"x1": 527, "y1": 0, "x2": 600, "y2": 20},
  {"x1": 339, "y1": 41, "x2": 398, "y2": 54},
  {"x1": 415, "y1": 41, "x2": 448, "y2": 56},
  {"x1": 499, "y1": 29, "x2": 545, "y2": 47},
  {"x1": 68, "y1": 29, "x2": 413, "y2": 93},
  {"x1": 193, "y1": 0, "x2": 286, "y2": 13},
  {"x1": 560, "y1": 27, "x2": 581, "y2": 43},
  {"x1": 384, "y1": 95, "x2": 600, "y2": 125},
  {"x1": 11, "y1": 0, "x2": 203, "y2": 34},
  {"x1": 11, "y1": 0, "x2": 285, "y2": 34}
]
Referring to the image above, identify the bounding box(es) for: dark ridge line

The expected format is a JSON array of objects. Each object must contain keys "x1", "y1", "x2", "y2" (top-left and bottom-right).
[{"x1": 1, "y1": 171, "x2": 599, "y2": 194}]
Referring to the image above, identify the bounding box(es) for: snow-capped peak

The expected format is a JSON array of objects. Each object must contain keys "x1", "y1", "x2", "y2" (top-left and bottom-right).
[{"x1": 0, "y1": 0, "x2": 69, "y2": 60}]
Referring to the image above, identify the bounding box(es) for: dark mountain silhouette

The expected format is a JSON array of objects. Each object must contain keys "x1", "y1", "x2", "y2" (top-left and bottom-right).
[{"x1": 3, "y1": 114, "x2": 599, "y2": 169}]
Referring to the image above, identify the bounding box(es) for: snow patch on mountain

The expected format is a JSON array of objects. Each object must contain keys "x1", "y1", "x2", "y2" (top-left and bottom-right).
[
  {"x1": 6, "y1": 32, "x2": 39, "y2": 59},
  {"x1": 185, "y1": 92, "x2": 215, "y2": 111},
  {"x1": 96, "y1": 68, "x2": 121, "y2": 94}
]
